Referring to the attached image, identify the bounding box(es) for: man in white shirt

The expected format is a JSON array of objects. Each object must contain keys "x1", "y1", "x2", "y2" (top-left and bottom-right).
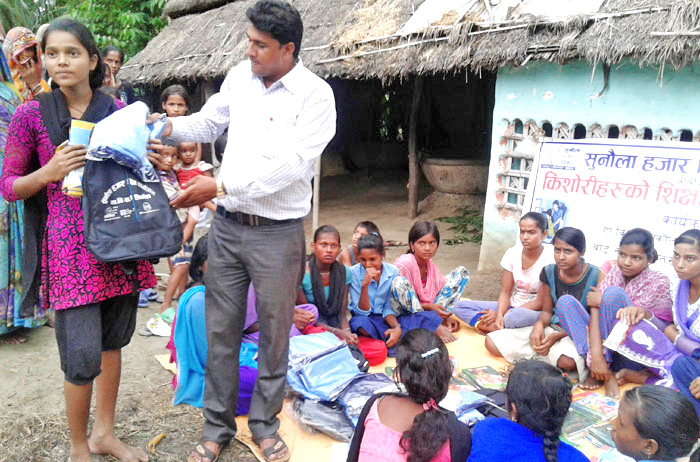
[{"x1": 149, "y1": 2, "x2": 336, "y2": 460}]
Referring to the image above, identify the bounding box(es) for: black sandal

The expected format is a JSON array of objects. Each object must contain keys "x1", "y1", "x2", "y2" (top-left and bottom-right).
[
  {"x1": 188, "y1": 441, "x2": 220, "y2": 462},
  {"x1": 254, "y1": 433, "x2": 291, "y2": 462}
]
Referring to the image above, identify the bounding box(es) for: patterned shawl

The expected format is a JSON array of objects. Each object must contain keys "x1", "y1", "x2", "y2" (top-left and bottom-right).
[
  {"x1": 599, "y1": 264, "x2": 673, "y2": 322},
  {"x1": 2, "y1": 27, "x2": 48, "y2": 101}
]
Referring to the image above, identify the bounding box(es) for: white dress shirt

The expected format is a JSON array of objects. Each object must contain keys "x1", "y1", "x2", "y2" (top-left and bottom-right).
[{"x1": 170, "y1": 60, "x2": 336, "y2": 220}]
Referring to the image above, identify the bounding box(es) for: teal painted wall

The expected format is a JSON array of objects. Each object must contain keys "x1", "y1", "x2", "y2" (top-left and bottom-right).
[{"x1": 478, "y1": 60, "x2": 700, "y2": 271}]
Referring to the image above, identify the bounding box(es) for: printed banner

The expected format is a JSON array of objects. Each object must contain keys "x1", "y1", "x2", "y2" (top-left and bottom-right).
[{"x1": 523, "y1": 139, "x2": 700, "y2": 273}]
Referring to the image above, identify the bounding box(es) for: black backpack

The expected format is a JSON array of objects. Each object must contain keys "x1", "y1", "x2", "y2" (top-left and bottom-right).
[{"x1": 82, "y1": 158, "x2": 183, "y2": 263}]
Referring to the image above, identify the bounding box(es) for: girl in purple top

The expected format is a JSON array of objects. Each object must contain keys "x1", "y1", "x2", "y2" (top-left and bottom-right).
[{"x1": 0, "y1": 19, "x2": 154, "y2": 462}]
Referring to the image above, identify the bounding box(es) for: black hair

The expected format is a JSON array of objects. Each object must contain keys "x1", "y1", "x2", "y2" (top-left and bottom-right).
[
  {"x1": 521, "y1": 212, "x2": 547, "y2": 233},
  {"x1": 675, "y1": 229, "x2": 700, "y2": 253},
  {"x1": 407, "y1": 221, "x2": 440, "y2": 253},
  {"x1": 246, "y1": 0, "x2": 303, "y2": 60},
  {"x1": 553, "y1": 200, "x2": 560, "y2": 207},
  {"x1": 160, "y1": 84, "x2": 191, "y2": 109},
  {"x1": 41, "y1": 18, "x2": 104, "y2": 90},
  {"x1": 620, "y1": 228, "x2": 656, "y2": 263},
  {"x1": 102, "y1": 45, "x2": 124, "y2": 62},
  {"x1": 506, "y1": 360, "x2": 572, "y2": 462},
  {"x1": 313, "y1": 225, "x2": 340, "y2": 244},
  {"x1": 99, "y1": 86, "x2": 120, "y2": 100},
  {"x1": 357, "y1": 233, "x2": 384, "y2": 256},
  {"x1": 395, "y1": 329, "x2": 452, "y2": 462},
  {"x1": 355, "y1": 221, "x2": 381, "y2": 239},
  {"x1": 188, "y1": 235, "x2": 208, "y2": 285},
  {"x1": 623, "y1": 385, "x2": 700, "y2": 462},
  {"x1": 553, "y1": 227, "x2": 586, "y2": 254},
  {"x1": 161, "y1": 137, "x2": 179, "y2": 148}
]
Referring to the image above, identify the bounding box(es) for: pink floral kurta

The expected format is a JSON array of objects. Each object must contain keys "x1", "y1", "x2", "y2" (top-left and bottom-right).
[{"x1": 0, "y1": 99, "x2": 155, "y2": 310}]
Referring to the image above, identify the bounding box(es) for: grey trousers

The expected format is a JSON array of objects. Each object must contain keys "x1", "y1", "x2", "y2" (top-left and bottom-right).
[{"x1": 202, "y1": 214, "x2": 305, "y2": 444}]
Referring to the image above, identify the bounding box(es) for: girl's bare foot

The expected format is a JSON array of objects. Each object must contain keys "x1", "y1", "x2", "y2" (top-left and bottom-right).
[
  {"x1": 88, "y1": 433, "x2": 148, "y2": 462},
  {"x1": 443, "y1": 317, "x2": 460, "y2": 333},
  {"x1": 616, "y1": 368, "x2": 651, "y2": 386},
  {"x1": 68, "y1": 442, "x2": 92, "y2": 462},
  {"x1": 604, "y1": 376, "x2": 620, "y2": 398},
  {"x1": 578, "y1": 375, "x2": 602, "y2": 390},
  {"x1": 435, "y1": 324, "x2": 457, "y2": 343}
]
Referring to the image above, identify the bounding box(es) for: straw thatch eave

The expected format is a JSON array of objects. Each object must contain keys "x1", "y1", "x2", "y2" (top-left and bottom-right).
[
  {"x1": 163, "y1": 0, "x2": 233, "y2": 19},
  {"x1": 318, "y1": 0, "x2": 700, "y2": 82},
  {"x1": 120, "y1": 0, "x2": 360, "y2": 85}
]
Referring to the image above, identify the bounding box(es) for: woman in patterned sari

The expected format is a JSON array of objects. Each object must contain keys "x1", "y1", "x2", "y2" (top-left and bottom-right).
[{"x1": 0, "y1": 25, "x2": 47, "y2": 344}]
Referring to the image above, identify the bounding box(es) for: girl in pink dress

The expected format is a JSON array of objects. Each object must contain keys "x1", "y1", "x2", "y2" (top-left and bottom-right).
[
  {"x1": 347, "y1": 328, "x2": 471, "y2": 462},
  {"x1": 0, "y1": 19, "x2": 155, "y2": 462}
]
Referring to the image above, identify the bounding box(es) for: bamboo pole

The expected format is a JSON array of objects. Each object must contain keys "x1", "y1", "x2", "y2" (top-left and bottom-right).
[
  {"x1": 312, "y1": 157, "x2": 321, "y2": 232},
  {"x1": 408, "y1": 78, "x2": 424, "y2": 219}
]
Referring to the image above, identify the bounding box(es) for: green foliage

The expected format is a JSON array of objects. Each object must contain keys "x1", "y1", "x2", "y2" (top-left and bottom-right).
[
  {"x1": 0, "y1": 0, "x2": 66, "y2": 35},
  {"x1": 437, "y1": 206, "x2": 484, "y2": 245},
  {"x1": 65, "y1": 0, "x2": 166, "y2": 60},
  {"x1": 1, "y1": 0, "x2": 165, "y2": 62}
]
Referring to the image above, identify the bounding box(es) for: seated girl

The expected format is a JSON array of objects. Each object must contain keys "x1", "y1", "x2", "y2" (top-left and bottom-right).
[
  {"x1": 468, "y1": 360, "x2": 587, "y2": 462},
  {"x1": 296, "y1": 225, "x2": 356, "y2": 344},
  {"x1": 557, "y1": 228, "x2": 672, "y2": 396},
  {"x1": 167, "y1": 236, "x2": 257, "y2": 414},
  {"x1": 612, "y1": 385, "x2": 700, "y2": 462},
  {"x1": 486, "y1": 227, "x2": 603, "y2": 382},
  {"x1": 391, "y1": 221, "x2": 469, "y2": 342},
  {"x1": 347, "y1": 328, "x2": 471, "y2": 462},
  {"x1": 339, "y1": 221, "x2": 380, "y2": 267},
  {"x1": 349, "y1": 234, "x2": 444, "y2": 354},
  {"x1": 605, "y1": 229, "x2": 700, "y2": 389},
  {"x1": 671, "y1": 353, "x2": 700, "y2": 418},
  {"x1": 454, "y1": 212, "x2": 553, "y2": 333}
]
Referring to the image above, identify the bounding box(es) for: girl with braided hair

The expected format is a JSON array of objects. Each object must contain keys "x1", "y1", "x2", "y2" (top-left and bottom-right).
[
  {"x1": 347, "y1": 328, "x2": 471, "y2": 462},
  {"x1": 468, "y1": 360, "x2": 587, "y2": 462}
]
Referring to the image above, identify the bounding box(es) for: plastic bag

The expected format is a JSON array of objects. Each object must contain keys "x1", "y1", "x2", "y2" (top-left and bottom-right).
[
  {"x1": 336, "y1": 373, "x2": 394, "y2": 426},
  {"x1": 87, "y1": 102, "x2": 160, "y2": 182},
  {"x1": 297, "y1": 345, "x2": 361, "y2": 401},
  {"x1": 288, "y1": 331, "x2": 342, "y2": 365},
  {"x1": 287, "y1": 397, "x2": 355, "y2": 442}
]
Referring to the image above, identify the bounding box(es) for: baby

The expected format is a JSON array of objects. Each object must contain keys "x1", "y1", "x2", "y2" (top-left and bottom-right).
[{"x1": 174, "y1": 142, "x2": 216, "y2": 212}]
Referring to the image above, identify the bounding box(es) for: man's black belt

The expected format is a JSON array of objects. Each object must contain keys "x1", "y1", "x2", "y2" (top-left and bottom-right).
[{"x1": 216, "y1": 206, "x2": 300, "y2": 227}]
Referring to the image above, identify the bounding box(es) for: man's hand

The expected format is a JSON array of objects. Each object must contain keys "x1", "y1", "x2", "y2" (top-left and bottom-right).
[
  {"x1": 146, "y1": 112, "x2": 173, "y2": 138},
  {"x1": 146, "y1": 138, "x2": 166, "y2": 170},
  {"x1": 170, "y1": 175, "x2": 217, "y2": 209},
  {"x1": 384, "y1": 325, "x2": 402, "y2": 348}
]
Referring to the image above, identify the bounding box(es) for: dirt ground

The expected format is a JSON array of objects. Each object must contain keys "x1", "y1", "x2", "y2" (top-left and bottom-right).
[{"x1": 0, "y1": 172, "x2": 501, "y2": 461}]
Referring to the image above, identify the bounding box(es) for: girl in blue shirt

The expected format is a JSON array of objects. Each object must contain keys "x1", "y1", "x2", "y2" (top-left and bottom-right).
[
  {"x1": 468, "y1": 360, "x2": 588, "y2": 462},
  {"x1": 611, "y1": 385, "x2": 699, "y2": 462},
  {"x1": 349, "y1": 234, "x2": 442, "y2": 354}
]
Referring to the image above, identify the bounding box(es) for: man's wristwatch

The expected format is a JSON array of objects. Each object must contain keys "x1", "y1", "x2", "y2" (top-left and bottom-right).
[{"x1": 215, "y1": 176, "x2": 226, "y2": 200}]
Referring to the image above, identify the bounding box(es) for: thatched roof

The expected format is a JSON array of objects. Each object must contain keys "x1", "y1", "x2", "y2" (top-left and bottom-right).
[
  {"x1": 122, "y1": 0, "x2": 700, "y2": 85},
  {"x1": 319, "y1": 0, "x2": 700, "y2": 80},
  {"x1": 119, "y1": 0, "x2": 359, "y2": 85}
]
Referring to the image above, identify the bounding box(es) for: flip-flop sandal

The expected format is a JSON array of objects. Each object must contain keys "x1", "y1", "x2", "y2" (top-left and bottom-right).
[
  {"x1": 188, "y1": 442, "x2": 220, "y2": 462},
  {"x1": 255, "y1": 434, "x2": 290, "y2": 462}
]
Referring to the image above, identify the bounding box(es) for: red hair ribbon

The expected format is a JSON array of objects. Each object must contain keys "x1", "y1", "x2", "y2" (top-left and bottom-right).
[{"x1": 422, "y1": 398, "x2": 438, "y2": 411}]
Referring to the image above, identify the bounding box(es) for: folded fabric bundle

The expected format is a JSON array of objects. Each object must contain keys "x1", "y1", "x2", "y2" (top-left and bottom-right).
[
  {"x1": 87, "y1": 101, "x2": 160, "y2": 182},
  {"x1": 290, "y1": 397, "x2": 355, "y2": 442}
]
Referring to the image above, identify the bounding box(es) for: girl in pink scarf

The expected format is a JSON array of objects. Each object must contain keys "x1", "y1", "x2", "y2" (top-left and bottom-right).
[{"x1": 391, "y1": 221, "x2": 469, "y2": 343}]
